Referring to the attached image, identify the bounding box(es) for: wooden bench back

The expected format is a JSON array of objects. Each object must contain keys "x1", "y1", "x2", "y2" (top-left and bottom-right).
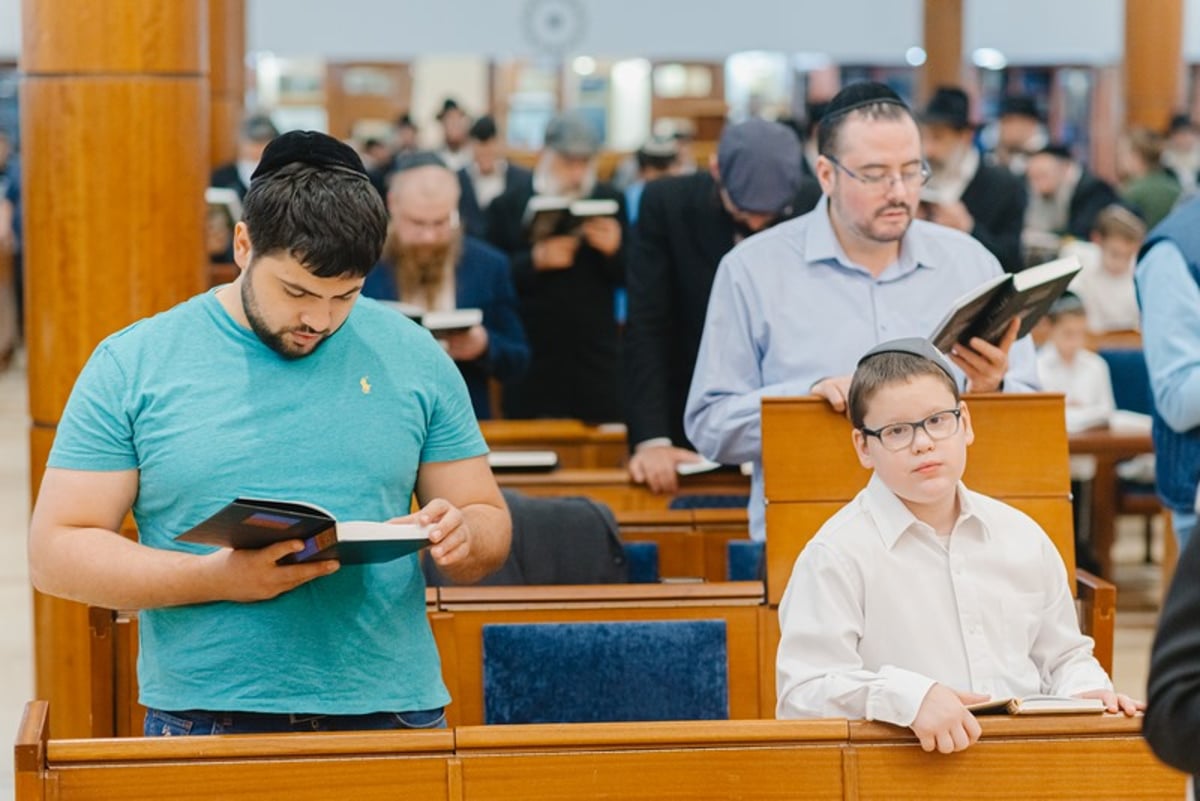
[{"x1": 762, "y1": 394, "x2": 1074, "y2": 606}]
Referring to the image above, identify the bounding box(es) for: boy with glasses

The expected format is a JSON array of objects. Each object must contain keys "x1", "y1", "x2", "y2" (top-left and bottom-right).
[
  {"x1": 776, "y1": 338, "x2": 1140, "y2": 753},
  {"x1": 686, "y1": 81, "x2": 1039, "y2": 541}
]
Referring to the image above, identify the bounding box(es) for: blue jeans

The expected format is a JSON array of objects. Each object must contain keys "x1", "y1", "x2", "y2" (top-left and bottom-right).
[{"x1": 144, "y1": 706, "x2": 446, "y2": 736}]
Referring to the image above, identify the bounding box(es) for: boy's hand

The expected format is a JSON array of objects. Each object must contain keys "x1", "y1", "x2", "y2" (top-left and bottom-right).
[
  {"x1": 811, "y1": 375, "x2": 853, "y2": 414},
  {"x1": 951, "y1": 316, "x2": 1020, "y2": 392},
  {"x1": 910, "y1": 684, "x2": 988, "y2": 754},
  {"x1": 1074, "y1": 689, "x2": 1145, "y2": 716}
]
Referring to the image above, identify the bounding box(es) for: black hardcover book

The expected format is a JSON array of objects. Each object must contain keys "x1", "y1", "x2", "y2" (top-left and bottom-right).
[
  {"x1": 930, "y1": 256, "x2": 1082, "y2": 352},
  {"x1": 176, "y1": 498, "x2": 430, "y2": 565}
]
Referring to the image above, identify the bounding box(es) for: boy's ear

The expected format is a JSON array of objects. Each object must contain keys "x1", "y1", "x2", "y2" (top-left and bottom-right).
[
  {"x1": 852, "y1": 428, "x2": 874, "y2": 469},
  {"x1": 959, "y1": 400, "x2": 975, "y2": 446}
]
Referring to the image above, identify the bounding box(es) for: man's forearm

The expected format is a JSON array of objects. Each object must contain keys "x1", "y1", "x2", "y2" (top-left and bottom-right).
[
  {"x1": 30, "y1": 525, "x2": 219, "y2": 610},
  {"x1": 437, "y1": 503, "x2": 511, "y2": 584}
]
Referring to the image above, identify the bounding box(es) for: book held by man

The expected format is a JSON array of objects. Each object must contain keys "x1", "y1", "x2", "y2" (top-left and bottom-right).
[
  {"x1": 176, "y1": 498, "x2": 430, "y2": 565},
  {"x1": 929, "y1": 256, "x2": 1082, "y2": 352},
  {"x1": 377, "y1": 301, "x2": 483, "y2": 336},
  {"x1": 521, "y1": 196, "x2": 619, "y2": 242},
  {"x1": 966, "y1": 694, "x2": 1106, "y2": 716}
]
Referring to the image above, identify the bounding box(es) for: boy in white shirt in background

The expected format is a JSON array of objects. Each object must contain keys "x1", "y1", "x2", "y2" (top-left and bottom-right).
[
  {"x1": 775, "y1": 338, "x2": 1140, "y2": 754},
  {"x1": 1061, "y1": 205, "x2": 1145, "y2": 333},
  {"x1": 1036, "y1": 292, "x2": 1117, "y2": 574}
]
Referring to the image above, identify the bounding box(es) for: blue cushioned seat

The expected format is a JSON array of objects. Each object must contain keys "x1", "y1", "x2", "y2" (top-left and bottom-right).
[
  {"x1": 1098, "y1": 348, "x2": 1153, "y2": 415},
  {"x1": 621, "y1": 541, "x2": 660, "y2": 583},
  {"x1": 726, "y1": 540, "x2": 764, "y2": 581},
  {"x1": 482, "y1": 620, "x2": 729, "y2": 724},
  {"x1": 668, "y1": 494, "x2": 749, "y2": 510}
]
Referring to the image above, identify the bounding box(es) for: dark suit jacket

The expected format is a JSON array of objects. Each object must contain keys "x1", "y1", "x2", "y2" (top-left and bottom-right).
[
  {"x1": 360, "y1": 236, "x2": 530, "y2": 419},
  {"x1": 959, "y1": 163, "x2": 1027, "y2": 274},
  {"x1": 458, "y1": 163, "x2": 533, "y2": 239},
  {"x1": 210, "y1": 163, "x2": 248, "y2": 200},
  {"x1": 1066, "y1": 170, "x2": 1120, "y2": 241},
  {"x1": 1145, "y1": 528, "x2": 1200, "y2": 782},
  {"x1": 486, "y1": 180, "x2": 627, "y2": 422},
  {"x1": 623, "y1": 171, "x2": 821, "y2": 449}
]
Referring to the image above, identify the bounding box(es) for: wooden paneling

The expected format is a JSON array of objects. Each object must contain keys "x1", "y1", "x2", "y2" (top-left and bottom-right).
[
  {"x1": 497, "y1": 468, "x2": 749, "y2": 512},
  {"x1": 20, "y1": 1, "x2": 207, "y2": 74},
  {"x1": 1124, "y1": 0, "x2": 1183, "y2": 131},
  {"x1": 920, "y1": 0, "x2": 964, "y2": 105},
  {"x1": 208, "y1": 0, "x2": 246, "y2": 168},
  {"x1": 22, "y1": 79, "x2": 208, "y2": 424}
]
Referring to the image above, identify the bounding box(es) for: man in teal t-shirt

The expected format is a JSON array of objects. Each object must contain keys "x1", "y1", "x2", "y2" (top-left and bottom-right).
[{"x1": 29, "y1": 131, "x2": 512, "y2": 735}]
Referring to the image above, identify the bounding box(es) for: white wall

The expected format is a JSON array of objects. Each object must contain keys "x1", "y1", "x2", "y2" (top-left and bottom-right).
[
  {"x1": 1, "y1": 0, "x2": 1198, "y2": 64},
  {"x1": 0, "y1": 0, "x2": 19, "y2": 60}
]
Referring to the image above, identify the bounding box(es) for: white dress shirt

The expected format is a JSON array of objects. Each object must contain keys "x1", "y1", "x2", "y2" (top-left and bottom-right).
[
  {"x1": 776, "y1": 474, "x2": 1111, "y2": 727},
  {"x1": 1062, "y1": 241, "x2": 1141, "y2": 332},
  {"x1": 1037, "y1": 344, "x2": 1116, "y2": 480}
]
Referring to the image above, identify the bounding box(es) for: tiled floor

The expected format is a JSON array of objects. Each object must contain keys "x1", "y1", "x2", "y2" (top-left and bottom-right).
[{"x1": 0, "y1": 357, "x2": 1168, "y2": 798}]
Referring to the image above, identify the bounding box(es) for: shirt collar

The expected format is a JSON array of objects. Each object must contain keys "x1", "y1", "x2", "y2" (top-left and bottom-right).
[
  {"x1": 802, "y1": 195, "x2": 941, "y2": 279},
  {"x1": 861, "y1": 472, "x2": 985, "y2": 550}
]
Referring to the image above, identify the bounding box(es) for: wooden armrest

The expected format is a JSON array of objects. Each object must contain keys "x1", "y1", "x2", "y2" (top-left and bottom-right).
[{"x1": 1076, "y1": 568, "x2": 1116, "y2": 676}]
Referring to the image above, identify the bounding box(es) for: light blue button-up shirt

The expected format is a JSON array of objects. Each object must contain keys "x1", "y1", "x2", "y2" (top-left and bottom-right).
[{"x1": 684, "y1": 197, "x2": 1040, "y2": 540}]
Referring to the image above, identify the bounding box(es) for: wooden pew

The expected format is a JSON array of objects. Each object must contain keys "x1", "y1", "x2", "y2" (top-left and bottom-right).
[
  {"x1": 846, "y1": 716, "x2": 1184, "y2": 800},
  {"x1": 431, "y1": 582, "x2": 768, "y2": 726},
  {"x1": 19, "y1": 702, "x2": 1185, "y2": 800},
  {"x1": 454, "y1": 719, "x2": 848, "y2": 801},
  {"x1": 480, "y1": 419, "x2": 627, "y2": 469},
  {"x1": 89, "y1": 589, "x2": 442, "y2": 739},
  {"x1": 760, "y1": 394, "x2": 1118, "y2": 700},
  {"x1": 616, "y1": 508, "x2": 749, "y2": 581},
  {"x1": 15, "y1": 700, "x2": 457, "y2": 801},
  {"x1": 497, "y1": 467, "x2": 749, "y2": 513}
]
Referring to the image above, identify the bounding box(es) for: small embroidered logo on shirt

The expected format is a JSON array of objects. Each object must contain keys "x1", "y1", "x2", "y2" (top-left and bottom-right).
[{"x1": 360, "y1": 376, "x2": 372, "y2": 394}]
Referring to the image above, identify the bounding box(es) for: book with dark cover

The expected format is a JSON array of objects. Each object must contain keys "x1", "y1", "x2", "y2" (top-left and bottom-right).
[
  {"x1": 929, "y1": 256, "x2": 1082, "y2": 352},
  {"x1": 521, "y1": 196, "x2": 619, "y2": 242},
  {"x1": 967, "y1": 694, "x2": 1106, "y2": 716},
  {"x1": 176, "y1": 498, "x2": 430, "y2": 565},
  {"x1": 377, "y1": 302, "x2": 483, "y2": 336}
]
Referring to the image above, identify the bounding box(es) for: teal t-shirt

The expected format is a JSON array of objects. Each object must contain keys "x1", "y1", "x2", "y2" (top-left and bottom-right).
[{"x1": 48, "y1": 290, "x2": 488, "y2": 714}]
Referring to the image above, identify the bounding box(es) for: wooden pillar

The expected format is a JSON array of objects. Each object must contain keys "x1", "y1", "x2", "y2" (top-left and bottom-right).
[
  {"x1": 21, "y1": 0, "x2": 208, "y2": 738},
  {"x1": 1124, "y1": 0, "x2": 1183, "y2": 130},
  {"x1": 920, "y1": 0, "x2": 964, "y2": 104},
  {"x1": 209, "y1": 0, "x2": 246, "y2": 168}
]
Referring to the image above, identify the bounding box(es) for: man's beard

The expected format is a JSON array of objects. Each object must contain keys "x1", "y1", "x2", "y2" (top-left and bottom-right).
[
  {"x1": 395, "y1": 232, "x2": 462, "y2": 310},
  {"x1": 241, "y1": 267, "x2": 333, "y2": 360}
]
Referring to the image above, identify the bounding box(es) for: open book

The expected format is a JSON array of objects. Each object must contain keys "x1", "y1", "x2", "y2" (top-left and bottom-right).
[
  {"x1": 378, "y1": 302, "x2": 483, "y2": 336},
  {"x1": 176, "y1": 498, "x2": 430, "y2": 565},
  {"x1": 966, "y1": 694, "x2": 1106, "y2": 716},
  {"x1": 929, "y1": 256, "x2": 1082, "y2": 352},
  {"x1": 521, "y1": 196, "x2": 619, "y2": 242}
]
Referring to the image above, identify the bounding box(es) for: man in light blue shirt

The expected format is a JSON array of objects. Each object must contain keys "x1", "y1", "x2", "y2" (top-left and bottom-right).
[
  {"x1": 1135, "y1": 197, "x2": 1200, "y2": 549},
  {"x1": 29, "y1": 132, "x2": 512, "y2": 735},
  {"x1": 685, "y1": 83, "x2": 1038, "y2": 540}
]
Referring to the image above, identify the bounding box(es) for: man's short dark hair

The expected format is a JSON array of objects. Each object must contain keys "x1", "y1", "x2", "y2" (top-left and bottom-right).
[
  {"x1": 469, "y1": 115, "x2": 498, "y2": 142},
  {"x1": 848, "y1": 352, "x2": 960, "y2": 429},
  {"x1": 242, "y1": 162, "x2": 388, "y2": 278},
  {"x1": 817, "y1": 83, "x2": 914, "y2": 159}
]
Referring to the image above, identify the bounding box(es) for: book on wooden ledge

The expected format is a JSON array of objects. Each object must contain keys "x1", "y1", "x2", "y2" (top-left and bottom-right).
[
  {"x1": 176, "y1": 499, "x2": 430, "y2": 565},
  {"x1": 966, "y1": 694, "x2": 1106, "y2": 716},
  {"x1": 929, "y1": 256, "x2": 1082, "y2": 352},
  {"x1": 377, "y1": 302, "x2": 483, "y2": 336},
  {"x1": 521, "y1": 196, "x2": 619, "y2": 242},
  {"x1": 487, "y1": 450, "x2": 560, "y2": 472}
]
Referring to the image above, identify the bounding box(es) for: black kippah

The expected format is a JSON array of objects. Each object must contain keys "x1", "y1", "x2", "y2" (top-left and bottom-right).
[
  {"x1": 250, "y1": 130, "x2": 369, "y2": 182},
  {"x1": 821, "y1": 81, "x2": 908, "y2": 125}
]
